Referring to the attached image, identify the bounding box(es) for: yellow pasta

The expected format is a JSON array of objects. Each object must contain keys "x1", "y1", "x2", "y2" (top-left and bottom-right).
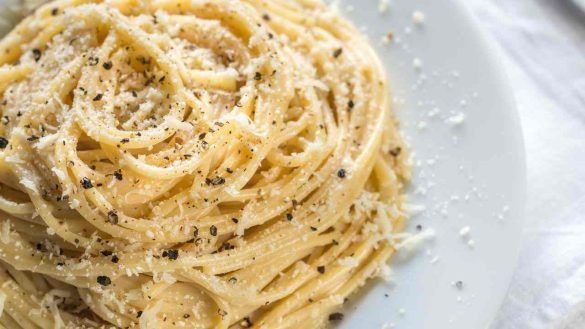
[{"x1": 0, "y1": 0, "x2": 409, "y2": 328}]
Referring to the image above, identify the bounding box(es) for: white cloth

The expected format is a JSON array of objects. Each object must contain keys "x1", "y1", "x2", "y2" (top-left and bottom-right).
[{"x1": 466, "y1": 0, "x2": 585, "y2": 328}]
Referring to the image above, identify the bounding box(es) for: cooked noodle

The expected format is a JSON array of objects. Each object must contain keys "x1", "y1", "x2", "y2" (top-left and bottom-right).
[{"x1": 0, "y1": 0, "x2": 409, "y2": 327}]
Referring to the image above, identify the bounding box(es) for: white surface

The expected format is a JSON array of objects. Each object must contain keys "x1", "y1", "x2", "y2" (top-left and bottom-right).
[
  {"x1": 571, "y1": 0, "x2": 585, "y2": 12},
  {"x1": 3, "y1": 0, "x2": 563, "y2": 328},
  {"x1": 335, "y1": 0, "x2": 526, "y2": 328},
  {"x1": 467, "y1": 1, "x2": 585, "y2": 328}
]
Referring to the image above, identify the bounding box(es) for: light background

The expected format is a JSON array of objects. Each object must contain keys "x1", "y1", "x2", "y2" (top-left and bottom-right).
[{"x1": 466, "y1": 0, "x2": 585, "y2": 328}]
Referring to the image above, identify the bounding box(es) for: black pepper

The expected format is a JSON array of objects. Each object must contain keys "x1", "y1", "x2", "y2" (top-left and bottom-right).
[
  {"x1": 390, "y1": 147, "x2": 402, "y2": 157},
  {"x1": 317, "y1": 266, "x2": 325, "y2": 274},
  {"x1": 81, "y1": 177, "x2": 93, "y2": 189},
  {"x1": 333, "y1": 48, "x2": 343, "y2": 58},
  {"x1": 107, "y1": 210, "x2": 118, "y2": 224},
  {"x1": 231, "y1": 218, "x2": 239, "y2": 224},
  {"x1": 102, "y1": 61, "x2": 113, "y2": 70},
  {"x1": 210, "y1": 225, "x2": 218, "y2": 236},
  {"x1": 241, "y1": 317, "x2": 252, "y2": 328},
  {"x1": 111, "y1": 255, "x2": 119, "y2": 263},
  {"x1": 254, "y1": 72, "x2": 262, "y2": 81},
  {"x1": 96, "y1": 275, "x2": 111, "y2": 286},
  {"x1": 93, "y1": 93, "x2": 103, "y2": 101},
  {"x1": 0, "y1": 137, "x2": 8, "y2": 149},
  {"x1": 32, "y1": 48, "x2": 42, "y2": 62},
  {"x1": 113, "y1": 169, "x2": 123, "y2": 180},
  {"x1": 162, "y1": 249, "x2": 179, "y2": 260},
  {"x1": 286, "y1": 213, "x2": 293, "y2": 221},
  {"x1": 328, "y1": 313, "x2": 344, "y2": 321},
  {"x1": 208, "y1": 176, "x2": 225, "y2": 186},
  {"x1": 337, "y1": 169, "x2": 346, "y2": 178},
  {"x1": 51, "y1": 8, "x2": 59, "y2": 15}
]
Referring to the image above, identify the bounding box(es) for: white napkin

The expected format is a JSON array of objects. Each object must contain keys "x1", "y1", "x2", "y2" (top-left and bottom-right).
[{"x1": 467, "y1": 0, "x2": 585, "y2": 328}]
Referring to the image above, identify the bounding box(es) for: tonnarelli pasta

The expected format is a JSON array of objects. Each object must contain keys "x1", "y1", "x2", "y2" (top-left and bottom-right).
[{"x1": 0, "y1": 0, "x2": 409, "y2": 328}]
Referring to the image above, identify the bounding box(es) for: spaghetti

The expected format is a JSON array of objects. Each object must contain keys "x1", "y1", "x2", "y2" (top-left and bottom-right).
[{"x1": 0, "y1": 0, "x2": 409, "y2": 328}]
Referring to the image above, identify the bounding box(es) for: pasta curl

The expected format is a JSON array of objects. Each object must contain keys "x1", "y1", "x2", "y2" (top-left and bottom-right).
[{"x1": 0, "y1": 0, "x2": 409, "y2": 328}]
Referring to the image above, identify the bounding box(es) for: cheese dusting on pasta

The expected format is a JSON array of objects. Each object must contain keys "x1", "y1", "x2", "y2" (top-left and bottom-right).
[{"x1": 0, "y1": 0, "x2": 409, "y2": 327}]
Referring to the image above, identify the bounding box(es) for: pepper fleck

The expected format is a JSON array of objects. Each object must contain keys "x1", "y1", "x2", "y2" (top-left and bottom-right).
[
  {"x1": 81, "y1": 177, "x2": 93, "y2": 189},
  {"x1": 93, "y1": 94, "x2": 103, "y2": 101},
  {"x1": 348, "y1": 100, "x2": 355, "y2": 110},
  {"x1": 317, "y1": 266, "x2": 326, "y2": 274},
  {"x1": 210, "y1": 225, "x2": 218, "y2": 236},
  {"x1": 111, "y1": 255, "x2": 119, "y2": 263},
  {"x1": 337, "y1": 168, "x2": 346, "y2": 178},
  {"x1": 32, "y1": 48, "x2": 42, "y2": 62},
  {"x1": 162, "y1": 249, "x2": 179, "y2": 260},
  {"x1": 241, "y1": 317, "x2": 253, "y2": 328},
  {"x1": 113, "y1": 169, "x2": 123, "y2": 180},
  {"x1": 208, "y1": 176, "x2": 225, "y2": 186},
  {"x1": 389, "y1": 147, "x2": 402, "y2": 157},
  {"x1": 96, "y1": 275, "x2": 111, "y2": 286},
  {"x1": 137, "y1": 311, "x2": 143, "y2": 318},
  {"x1": 102, "y1": 61, "x2": 113, "y2": 70},
  {"x1": 333, "y1": 48, "x2": 343, "y2": 58},
  {"x1": 107, "y1": 210, "x2": 119, "y2": 224},
  {"x1": 231, "y1": 218, "x2": 239, "y2": 224},
  {"x1": 328, "y1": 313, "x2": 344, "y2": 321},
  {"x1": 0, "y1": 137, "x2": 8, "y2": 149},
  {"x1": 51, "y1": 8, "x2": 59, "y2": 15},
  {"x1": 254, "y1": 72, "x2": 262, "y2": 81},
  {"x1": 286, "y1": 213, "x2": 293, "y2": 221}
]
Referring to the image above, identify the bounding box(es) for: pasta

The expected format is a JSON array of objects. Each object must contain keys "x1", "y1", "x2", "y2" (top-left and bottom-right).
[{"x1": 0, "y1": 0, "x2": 409, "y2": 328}]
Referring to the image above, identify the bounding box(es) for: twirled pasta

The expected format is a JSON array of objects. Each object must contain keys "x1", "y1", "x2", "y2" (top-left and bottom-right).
[{"x1": 0, "y1": 0, "x2": 409, "y2": 328}]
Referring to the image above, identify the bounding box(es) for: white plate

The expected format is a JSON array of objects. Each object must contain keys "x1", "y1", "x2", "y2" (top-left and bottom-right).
[
  {"x1": 571, "y1": 0, "x2": 585, "y2": 12},
  {"x1": 334, "y1": 0, "x2": 526, "y2": 328},
  {"x1": 0, "y1": 0, "x2": 526, "y2": 328}
]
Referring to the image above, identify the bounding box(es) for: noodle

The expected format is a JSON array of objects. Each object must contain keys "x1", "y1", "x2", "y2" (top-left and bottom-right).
[{"x1": 0, "y1": 0, "x2": 409, "y2": 328}]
